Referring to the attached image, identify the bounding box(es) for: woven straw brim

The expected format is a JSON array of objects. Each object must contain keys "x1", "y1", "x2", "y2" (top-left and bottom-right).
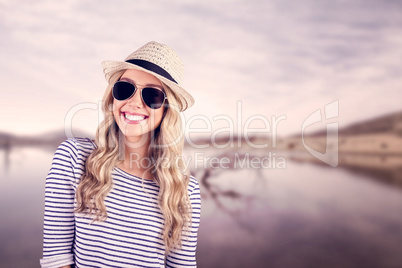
[{"x1": 102, "y1": 60, "x2": 194, "y2": 111}]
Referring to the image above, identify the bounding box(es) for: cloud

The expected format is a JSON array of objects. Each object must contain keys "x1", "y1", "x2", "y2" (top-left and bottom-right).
[{"x1": 0, "y1": 0, "x2": 401, "y2": 135}]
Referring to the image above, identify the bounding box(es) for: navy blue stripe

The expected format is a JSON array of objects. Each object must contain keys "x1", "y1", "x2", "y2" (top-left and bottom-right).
[
  {"x1": 114, "y1": 168, "x2": 160, "y2": 187},
  {"x1": 109, "y1": 184, "x2": 159, "y2": 204},
  {"x1": 112, "y1": 180, "x2": 159, "y2": 198},
  {"x1": 167, "y1": 254, "x2": 196, "y2": 263},
  {"x1": 44, "y1": 193, "x2": 74, "y2": 199},
  {"x1": 113, "y1": 176, "x2": 159, "y2": 194},
  {"x1": 107, "y1": 190, "x2": 159, "y2": 209},
  {"x1": 105, "y1": 199, "x2": 164, "y2": 220},
  {"x1": 46, "y1": 172, "x2": 76, "y2": 179},
  {"x1": 43, "y1": 225, "x2": 75, "y2": 230},
  {"x1": 106, "y1": 196, "x2": 163, "y2": 217},
  {"x1": 166, "y1": 258, "x2": 196, "y2": 266},
  {"x1": 106, "y1": 212, "x2": 164, "y2": 231},
  {"x1": 44, "y1": 186, "x2": 74, "y2": 192},
  {"x1": 43, "y1": 212, "x2": 75, "y2": 218},
  {"x1": 49, "y1": 161, "x2": 72, "y2": 171},
  {"x1": 54, "y1": 148, "x2": 73, "y2": 158},
  {"x1": 50, "y1": 157, "x2": 73, "y2": 166},
  {"x1": 43, "y1": 220, "x2": 75, "y2": 224},
  {"x1": 126, "y1": 59, "x2": 177, "y2": 83},
  {"x1": 46, "y1": 204, "x2": 75, "y2": 209},
  {"x1": 42, "y1": 250, "x2": 73, "y2": 257}
]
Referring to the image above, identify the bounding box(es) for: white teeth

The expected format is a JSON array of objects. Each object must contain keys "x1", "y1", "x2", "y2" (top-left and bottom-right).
[{"x1": 124, "y1": 113, "x2": 146, "y2": 121}]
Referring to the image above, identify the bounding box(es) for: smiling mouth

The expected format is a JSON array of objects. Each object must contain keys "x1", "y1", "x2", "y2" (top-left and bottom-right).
[{"x1": 122, "y1": 112, "x2": 148, "y2": 123}]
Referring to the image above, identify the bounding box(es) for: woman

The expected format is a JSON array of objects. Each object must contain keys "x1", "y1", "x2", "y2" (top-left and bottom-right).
[{"x1": 40, "y1": 41, "x2": 201, "y2": 268}]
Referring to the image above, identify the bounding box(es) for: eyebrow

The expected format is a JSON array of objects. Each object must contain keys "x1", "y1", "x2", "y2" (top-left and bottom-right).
[{"x1": 120, "y1": 77, "x2": 163, "y2": 90}]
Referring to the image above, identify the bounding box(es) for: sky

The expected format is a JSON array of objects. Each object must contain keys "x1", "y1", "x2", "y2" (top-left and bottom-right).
[{"x1": 0, "y1": 0, "x2": 401, "y2": 139}]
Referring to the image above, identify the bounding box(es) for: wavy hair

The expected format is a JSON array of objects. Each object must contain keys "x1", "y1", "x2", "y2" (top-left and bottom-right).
[{"x1": 75, "y1": 70, "x2": 191, "y2": 253}]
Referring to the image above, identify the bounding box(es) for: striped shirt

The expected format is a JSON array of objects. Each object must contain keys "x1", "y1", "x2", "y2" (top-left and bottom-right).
[{"x1": 40, "y1": 138, "x2": 201, "y2": 268}]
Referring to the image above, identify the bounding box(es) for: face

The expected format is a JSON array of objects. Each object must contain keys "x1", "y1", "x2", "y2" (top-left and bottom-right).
[{"x1": 113, "y1": 69, "x2": 165, "y2": 144}]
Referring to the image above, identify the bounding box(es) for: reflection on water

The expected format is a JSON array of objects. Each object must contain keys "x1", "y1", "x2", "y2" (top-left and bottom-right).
[
  {"x1": 1, "y1": 143, "x2": 11, "y2": 174},
  {"x1": 290, "y1": 152, "x2": 402, "y2": 188},
  {"x1": 1, "y1": 146, "x2": 402, "y2": 268},
  {"x1": 189, "y1": 148, "x2": 402, "y2": 268},
  {"x1": 0, "y1": 147, "x2": 49, "y2": 268},
  {"x1": 192, "y1": 151, "x2": 269, "y2": 234}
]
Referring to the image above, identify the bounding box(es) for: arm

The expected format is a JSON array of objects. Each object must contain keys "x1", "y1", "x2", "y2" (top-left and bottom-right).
[
  {"x1": 166, "y1": 177, "x2": 201, "y2": 268},
  {"x1": 40, "y1": 140, "x2": 78, "y2": 268}
]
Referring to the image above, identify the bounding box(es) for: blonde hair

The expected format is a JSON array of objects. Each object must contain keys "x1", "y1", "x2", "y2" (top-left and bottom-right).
[{"x1": 75, "y1": 70, "x2": 191, "y2": 252}]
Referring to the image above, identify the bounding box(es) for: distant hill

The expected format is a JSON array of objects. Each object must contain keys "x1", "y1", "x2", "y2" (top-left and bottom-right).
[
  {"x1": 2, "y1": 110, "x2": 402, "y2": 149},
  {"x1": 308, "y1": 110, "x2": 402, "y2": 137},
  {"x1": 0, "y1": 129, "x2": 94, "y2": 148}
]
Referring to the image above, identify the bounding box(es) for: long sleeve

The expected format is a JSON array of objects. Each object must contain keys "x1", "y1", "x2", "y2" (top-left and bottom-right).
[
  {"x1": 40, "y1": 140, "x2": 79, "y2": 268},
  {"x1": 166, "y1": 177, "x2": 201, "y2": 268}
]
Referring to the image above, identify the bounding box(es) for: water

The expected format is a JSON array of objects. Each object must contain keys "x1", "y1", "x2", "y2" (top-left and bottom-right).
[
  {"x1": 0, "y1": 147, "x2": 49, "y2": 268},
  {"x1": 1, "y1": 147, "x2": 402, "y2": 268}
]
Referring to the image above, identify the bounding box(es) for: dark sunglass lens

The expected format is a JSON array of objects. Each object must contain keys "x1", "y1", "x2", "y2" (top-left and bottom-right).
[
  {"x1": 113, "y1": 81, "x2": 135, "y2": 101},
  {"x1": 142, "y1": 88, "x2": 165, "y2": 109}
]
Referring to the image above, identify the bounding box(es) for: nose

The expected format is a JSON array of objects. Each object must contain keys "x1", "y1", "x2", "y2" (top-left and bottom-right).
[{"x1": 127, "y1": 89, "x2": 144, "y2": 108}]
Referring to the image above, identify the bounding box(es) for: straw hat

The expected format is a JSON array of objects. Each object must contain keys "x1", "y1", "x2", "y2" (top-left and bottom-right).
[{"x1": 102, "y1": 41, "x2": 194, "y2": 111}]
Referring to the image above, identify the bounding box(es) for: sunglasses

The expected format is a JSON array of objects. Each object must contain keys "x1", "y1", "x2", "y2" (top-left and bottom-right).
[{"x1": 112, "y1": 81, "x2": 167, "y2": 109}]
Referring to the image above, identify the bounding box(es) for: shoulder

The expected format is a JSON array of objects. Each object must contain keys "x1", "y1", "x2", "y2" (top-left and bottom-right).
[
  {"x1": 55, "y1": 137, "x2": 96, "y2": 163},
  {"x1": 72, "y1": 137, "x2": 97, "y2": 153},
  {"x1": 48, "y1": 138, "x2": 96, "y2": 183}
]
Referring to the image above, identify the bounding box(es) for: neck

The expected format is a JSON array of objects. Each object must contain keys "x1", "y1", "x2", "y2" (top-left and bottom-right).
[
  {"x1": 119, "y1": 134, "x2": 155, "y2": 180},
  {"x1": 124, "y1": 140, "x2": 149, "y2": 161}
]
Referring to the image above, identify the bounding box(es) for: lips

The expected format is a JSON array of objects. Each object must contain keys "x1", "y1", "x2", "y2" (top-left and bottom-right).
[{"x1": 121, "y1": 111, "x2": 148, "y2": 124}]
